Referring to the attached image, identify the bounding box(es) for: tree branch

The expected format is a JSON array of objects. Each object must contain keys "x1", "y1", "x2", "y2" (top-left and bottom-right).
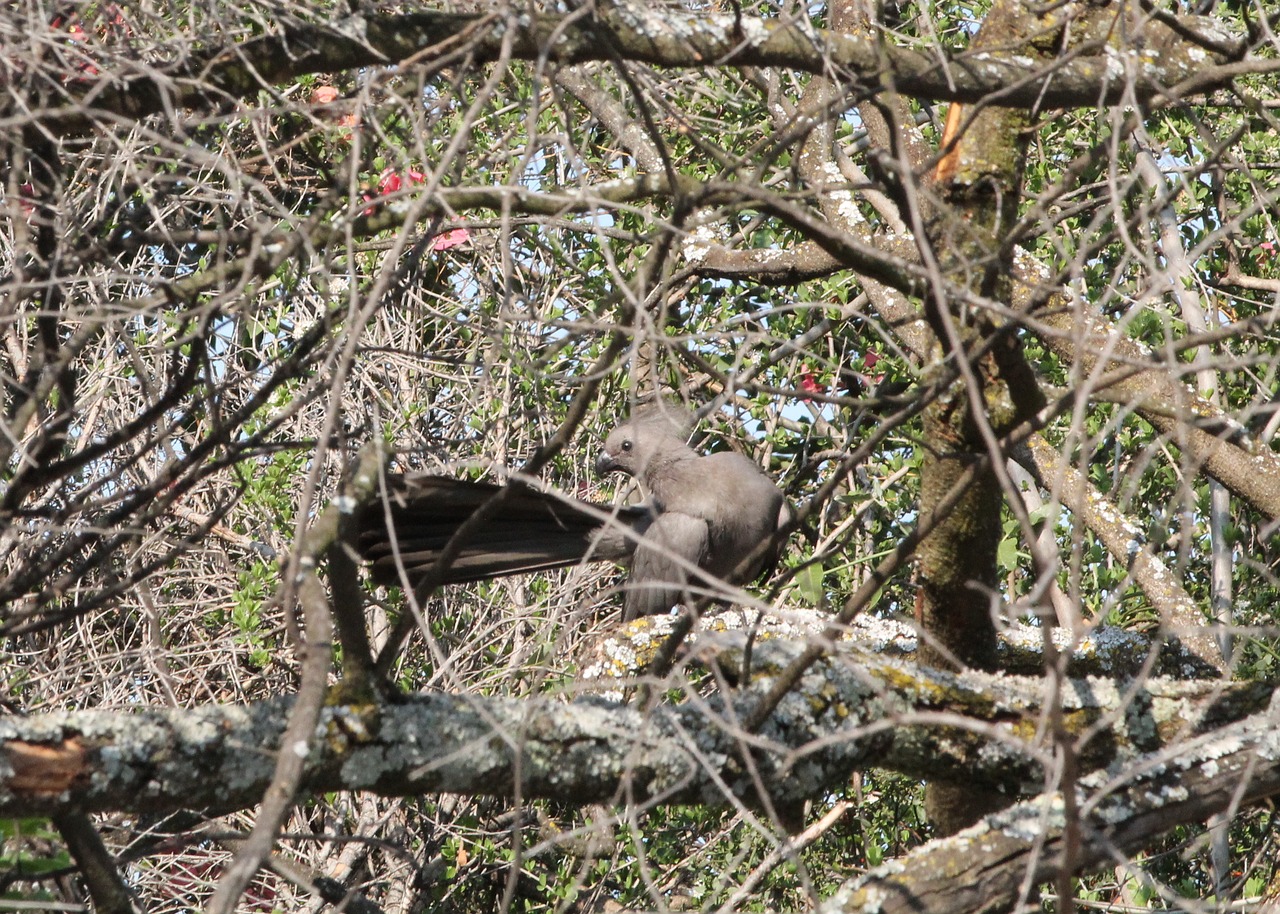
[
  {"x1": 1, "y1": 640, "x2": 1270, "y2": 819},
  {"x1": 824, "y1": 702, "x2": 1280, "y2": 914},
  {"x1": 21, "y1": 4, "x2": 1249, "y2": 137}
]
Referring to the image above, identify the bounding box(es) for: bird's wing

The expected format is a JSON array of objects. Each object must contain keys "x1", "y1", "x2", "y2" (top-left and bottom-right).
[
  {"x1": 623, "y1": 511, "x2": 710, "y2": 621},
  {"x1": 636, "y1": 450, "x2": 784, "y2": 587}
]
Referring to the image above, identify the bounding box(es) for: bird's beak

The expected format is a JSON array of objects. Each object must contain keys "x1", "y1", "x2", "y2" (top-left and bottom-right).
[{"x1": 594, "y1": 451, "x2": 618, "y2": 476}]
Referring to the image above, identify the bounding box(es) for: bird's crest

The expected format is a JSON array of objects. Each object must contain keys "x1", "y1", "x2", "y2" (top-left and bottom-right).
[{"x1": 629, "y1": 399, "x2": 694, "y2": 440}]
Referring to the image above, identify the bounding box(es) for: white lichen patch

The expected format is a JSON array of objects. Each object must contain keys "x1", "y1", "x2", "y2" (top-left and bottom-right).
[
  {"x1": 1191, "y1": 732, "x2": 1248, "y2": 765},
  {"x1": 817, "y1": 160, "x2": 865, "y2": 227},
  {"x1": 1012, "y1": 246, "x2": 1052, "y2": 281},
  {"x1": 681, "y1": 223, "x2": 720, "y2": 262},
  {"x1": 976, "y1": 737, "x2": 1023, "y2": 767},
  {"x1": 1193, "y1": 20, "x2": 1240, "y2": 46},
  {"x1": 848, "y1": 616, "x2": 917, "y2": 654},
  {"x1": 1144, "y1": 784, "x2": 1189, "y2": 805},
  {"x1": 1259, "y1": 728, "x2": 1280, "y2": 762},
  {"x1": 1103, "y1": 46, "x2": 1126, "y2": 80},
  {"x1": 1093, "y1": 799, "x2": 1136, "y2": 825},
  {"x1": 322, "y1": 705, "x2": 372, "y2": 745},
  {"x1": 996, "y1": 793, "x2": 1066, "y2": 840},
  {"x1": 614, "y1": 0, "x2": 769, "y2": 48},
  {"x1": 701, "y1": 11, "x2": 772, "y2": 44}
]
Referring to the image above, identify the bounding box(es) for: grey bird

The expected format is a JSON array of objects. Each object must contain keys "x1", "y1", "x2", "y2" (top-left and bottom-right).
[
  {"x1": 358, "y1": 411, "x2": 790, "y2": 620},
  {"x1": 594, "y1": 411, "x2": 790, "y2": 619}
]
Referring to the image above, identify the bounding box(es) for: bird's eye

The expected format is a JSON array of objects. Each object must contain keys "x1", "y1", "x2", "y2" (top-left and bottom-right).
[{"x1": 620, "y1": 440, "x2": 632, "y2": 451}]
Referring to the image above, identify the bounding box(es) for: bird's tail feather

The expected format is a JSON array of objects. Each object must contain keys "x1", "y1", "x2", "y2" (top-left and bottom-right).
[{"x1": 356, "y1": 475, "x2": 645, "y2": 587}]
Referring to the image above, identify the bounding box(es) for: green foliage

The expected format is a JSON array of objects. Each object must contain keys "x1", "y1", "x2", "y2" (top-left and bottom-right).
[
  {"x1": 415, "y1": 774, "x2": 927, "y2": 914},
  {"x1": 230, "y1": 560, "x2": 276, "y2": 669},
  {"x1": 0, "y1": 818, "x2": 71, "y2": 901},
  {"x1": 1060, "y1": 808, "x2": 1279, "y2": 910}
]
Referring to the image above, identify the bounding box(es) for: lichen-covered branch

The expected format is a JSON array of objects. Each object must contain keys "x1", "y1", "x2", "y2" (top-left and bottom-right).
[
  {"x1": 581, "y1": 611, "x2": 1220, "y2": 683},
  {"x1": 824, "y1": 703, "x2": 1280, "y2": 914},
  {"x1": 0, "y1": 639, "x2": 1270, "y2": 820},
  {"x1": 22, "y1": 3, "x2": 1247, "y2": 137}
]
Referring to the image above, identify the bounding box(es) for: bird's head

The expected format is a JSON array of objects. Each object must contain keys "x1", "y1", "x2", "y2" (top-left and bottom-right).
[
  {"x1": 594, "y1": 424, "x2": 642, "y2": 477},
  {"x1": 595, "y1": 408, "x2": 694, "y2": 481}
]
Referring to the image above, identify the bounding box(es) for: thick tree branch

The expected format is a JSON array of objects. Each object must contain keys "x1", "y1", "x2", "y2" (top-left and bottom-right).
[
  {"x1": 53, "y1": 812, "x2": 141, "y2": 914},
  {"x1": 824, "y1": 702, "x2": 1280, "y2": 914},
  {"x1": 21, "y1": 4, "x2": 1248, "y2": 137},
  {"x1": 1, "y1": 640, "x2": 1270, "y2": 820}
]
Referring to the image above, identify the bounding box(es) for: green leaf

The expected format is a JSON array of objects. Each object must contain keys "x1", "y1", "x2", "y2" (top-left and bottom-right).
[{"x1": 795, "y1": 562, "x2": 825, "y2": 604}]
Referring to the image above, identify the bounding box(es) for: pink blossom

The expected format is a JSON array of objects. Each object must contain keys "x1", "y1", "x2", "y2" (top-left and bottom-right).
[
  {"x1": 310, "y1": 85, "x2": 340, "y2": 105},
  {"x1": 431, "y1": 228, "x2": 470, "y2": 251},
  {"x1": 378, "y1": 171, "x2": 402, "y2": 195}
]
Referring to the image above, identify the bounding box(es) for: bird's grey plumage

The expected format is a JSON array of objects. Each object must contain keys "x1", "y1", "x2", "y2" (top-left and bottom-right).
[
  {"x1": 594, "y1": 413, "x2": 790, "y2": 619},
  {"x1": 357, "y1": 411, "x2": 789, "y2": 619}
]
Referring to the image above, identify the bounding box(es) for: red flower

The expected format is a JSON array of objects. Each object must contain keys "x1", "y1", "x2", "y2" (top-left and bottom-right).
[
  {"x1": 17, "y1": 183, "x2": 35, "y2": 217},
  {"x1": 363, "y1": 168, "x2": 427, "y2": 215},
  {"x1": 377, "y1": 168, "x2": 426, "y2": 196},
  {"x1": 799, "y1": 369, "x2": 825, "y2": 399}
]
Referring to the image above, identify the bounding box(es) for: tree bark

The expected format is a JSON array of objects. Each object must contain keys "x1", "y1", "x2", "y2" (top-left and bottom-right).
[{"x1": 1, "y1": 638, "x2": 1269, "y2": 819}]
